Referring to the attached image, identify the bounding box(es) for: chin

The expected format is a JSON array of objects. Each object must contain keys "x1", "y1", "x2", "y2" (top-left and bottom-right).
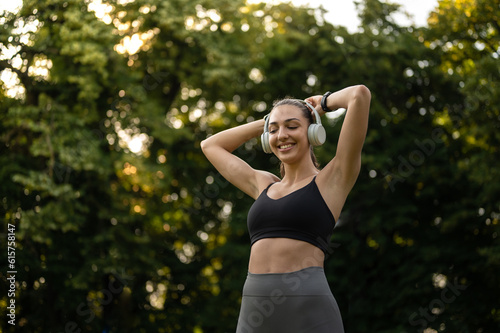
[{"x1": 275, "y1": 150, "x2": 303, "y2": 164}]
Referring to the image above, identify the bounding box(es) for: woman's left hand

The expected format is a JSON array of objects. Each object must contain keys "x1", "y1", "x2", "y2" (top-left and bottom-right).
[{"x1": 305, "y1": 95, "x2": 326, "y2": 118}]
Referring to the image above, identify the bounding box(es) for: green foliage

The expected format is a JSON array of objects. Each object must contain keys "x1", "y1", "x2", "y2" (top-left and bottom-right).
[{"x1": 1, "y1": 0, "x2": 499, "y2": 332}]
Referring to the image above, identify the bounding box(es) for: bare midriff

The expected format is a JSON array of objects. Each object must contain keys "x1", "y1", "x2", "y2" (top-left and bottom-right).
[{"x1": 248, "y1": 238, "x2": 325, "y2": 274}]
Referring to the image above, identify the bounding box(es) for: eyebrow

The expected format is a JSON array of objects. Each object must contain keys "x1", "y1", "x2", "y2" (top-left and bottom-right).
[{"x1": 269, "y1": 118, "x2": 301, "y2": 125}]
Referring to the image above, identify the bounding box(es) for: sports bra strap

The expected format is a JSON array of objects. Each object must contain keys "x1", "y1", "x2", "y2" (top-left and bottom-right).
[{"x1": 264, "y1": 182, "x2": 276, "y2": 191}]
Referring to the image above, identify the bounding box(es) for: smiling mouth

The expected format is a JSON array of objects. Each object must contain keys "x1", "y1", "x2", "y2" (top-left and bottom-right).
[{"x1": 278, "y1": 144, "x2": 295, "y2": 150}]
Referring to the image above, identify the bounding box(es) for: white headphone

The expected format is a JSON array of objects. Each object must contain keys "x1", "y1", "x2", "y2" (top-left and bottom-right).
[{"x1": 261, "y1": 100, "x2": 326, "y2": 154}]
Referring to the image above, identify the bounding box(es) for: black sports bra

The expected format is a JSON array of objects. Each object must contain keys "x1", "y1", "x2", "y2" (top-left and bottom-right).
[{"x1": 247, "y1": 176, "x2": 335, "y2": 254}]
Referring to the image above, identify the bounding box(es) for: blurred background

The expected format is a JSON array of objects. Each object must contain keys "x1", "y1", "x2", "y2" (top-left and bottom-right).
[{"x1": 1, "y1": 0, "x2": 499, "y2": 332}]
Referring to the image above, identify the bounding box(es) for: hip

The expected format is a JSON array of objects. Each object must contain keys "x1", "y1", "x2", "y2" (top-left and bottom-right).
[{"x1": 237, "y1": 267, "x2": 344, "y2": 332}]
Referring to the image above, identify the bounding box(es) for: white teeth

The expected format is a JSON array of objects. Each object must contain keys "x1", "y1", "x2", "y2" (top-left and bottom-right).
[{"x1": 279, "y1": 144, "x2": 293, "y2": 149}]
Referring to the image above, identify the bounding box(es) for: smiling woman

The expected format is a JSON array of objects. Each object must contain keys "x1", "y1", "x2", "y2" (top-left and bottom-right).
[
  {"x1": 201, "y1": 85, "x2": 371, "y2": 332},
  {"x1": 263, "y1": 98, "x2": 323, "y2": 177}
]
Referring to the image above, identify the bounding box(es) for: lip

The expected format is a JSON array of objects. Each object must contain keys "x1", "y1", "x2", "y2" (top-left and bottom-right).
[{"x1": 277, "y1": 143, "x2": 296, "y2": 152}]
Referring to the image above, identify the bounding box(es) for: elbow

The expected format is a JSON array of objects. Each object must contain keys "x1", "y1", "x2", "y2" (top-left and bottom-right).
[
  {"x1": 201, "y1": 136, "x2": 220, "y2": 157},
  {"x1": 349, "y1": 85, "x2": 371, "y2": 111},
  {"x1": 200, "y1": 138, "x2": 210, "y2": 154},
  {"x1": 354, "y1": 85, "x2": 371, "y2": 101},
  {"x1": 201, "y1": 134, "x2": 215, "y2": 154}
]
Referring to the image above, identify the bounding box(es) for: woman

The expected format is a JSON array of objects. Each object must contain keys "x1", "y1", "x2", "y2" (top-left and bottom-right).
[{"x1": 201, "y1": 85, "x2": 371, "y2": 332}]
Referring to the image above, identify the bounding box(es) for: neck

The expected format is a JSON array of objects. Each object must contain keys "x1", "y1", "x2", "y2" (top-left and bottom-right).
[{"x1": 281, "y1": 159, "x2": 318, "y2": 184}]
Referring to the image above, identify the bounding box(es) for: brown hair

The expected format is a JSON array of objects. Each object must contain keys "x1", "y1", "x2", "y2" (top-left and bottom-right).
[{"x1": 270, "y1": 98, "x2": 320, "y2": 178}]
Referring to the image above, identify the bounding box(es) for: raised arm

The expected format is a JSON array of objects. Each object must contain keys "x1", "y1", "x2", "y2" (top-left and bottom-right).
[
  {"x1": 201, "y1": 119, "x2": 279, "y2": 199},
  {"x1": 306, "y1": 85, "x2": 371, "y2": 190}
]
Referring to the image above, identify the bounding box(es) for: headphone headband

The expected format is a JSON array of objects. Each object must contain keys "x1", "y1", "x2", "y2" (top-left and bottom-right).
[
  {"x1": 296, "y1": 99, "x2": 323, "y2": 126},
  {"x1": 263, "y1": 99, "x2": 322, "y2": 131}
]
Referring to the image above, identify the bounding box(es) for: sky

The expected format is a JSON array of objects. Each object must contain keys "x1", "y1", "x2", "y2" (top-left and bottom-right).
[
  {"x1": 252, "y1": 0, "x2": 439, "y2": 32},
  {"x1": 1, "y1": 0, "x2": 439, "y2": 33},
  {"x1": 326, "y1": 0, "x2": 439, "y2": 31}
]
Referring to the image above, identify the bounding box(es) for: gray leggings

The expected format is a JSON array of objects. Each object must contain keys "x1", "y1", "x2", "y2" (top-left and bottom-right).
[{"x1": 236, "y1": 267, "x2": 344, "y2": 333}]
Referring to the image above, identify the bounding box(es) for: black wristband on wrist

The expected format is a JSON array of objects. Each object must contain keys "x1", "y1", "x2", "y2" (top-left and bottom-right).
[{"x1": 321, "y1": 91, "x2": 333, "y2": 112}]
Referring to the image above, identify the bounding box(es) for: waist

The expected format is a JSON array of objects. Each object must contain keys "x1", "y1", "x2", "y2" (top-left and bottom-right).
[
  {"x1": 243, "y1": 266, "x2": 331, "y2": 296},
  {"x1": 248, "y1": 238, "x2": 325, "y2": 274}
]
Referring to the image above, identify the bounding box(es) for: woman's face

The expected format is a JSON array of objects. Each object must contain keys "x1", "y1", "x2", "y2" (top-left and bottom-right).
[{"x1": 268, "y1": 105, "x2": 310, "y2": 163}]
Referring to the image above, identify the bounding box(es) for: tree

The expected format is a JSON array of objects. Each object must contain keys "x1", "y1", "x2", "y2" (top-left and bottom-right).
[{"x1": 0, "y1": 0, "x2": 134, "y2": 331}]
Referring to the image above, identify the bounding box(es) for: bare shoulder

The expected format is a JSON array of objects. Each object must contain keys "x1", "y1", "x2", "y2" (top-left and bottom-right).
[{"x1": 253, "y1": 170, "x2": 280, "y2": 198}]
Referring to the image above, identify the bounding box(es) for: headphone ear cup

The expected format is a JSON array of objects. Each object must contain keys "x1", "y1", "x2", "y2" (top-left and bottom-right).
[
  {"x1": 261, "y1": 132, "x2": 272, "y2": 154},
  {"x1": 302, "y1": 100, "x2": 326, "y2": 147},
  {"x1": 308, "y1": 124, "x2": 326, "y2": 146}
]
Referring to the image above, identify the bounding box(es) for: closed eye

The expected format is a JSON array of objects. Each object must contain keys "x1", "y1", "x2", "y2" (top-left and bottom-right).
[{"x1": 269, "y1": 126, "x2": 297, "y2": 134}]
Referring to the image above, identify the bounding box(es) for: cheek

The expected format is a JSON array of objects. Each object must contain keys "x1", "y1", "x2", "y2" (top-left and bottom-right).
[
  {"x1": 297, "y1": 128, "x2": 309, "y2": 143},
  {"x1": 269, "y1": 133, "x2": 277, "y2": 144}
]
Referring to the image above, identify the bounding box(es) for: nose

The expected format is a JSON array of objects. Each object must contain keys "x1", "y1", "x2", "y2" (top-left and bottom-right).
[{"x1": 277, "y1": 127, "x2": 289, "y2": 141}]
